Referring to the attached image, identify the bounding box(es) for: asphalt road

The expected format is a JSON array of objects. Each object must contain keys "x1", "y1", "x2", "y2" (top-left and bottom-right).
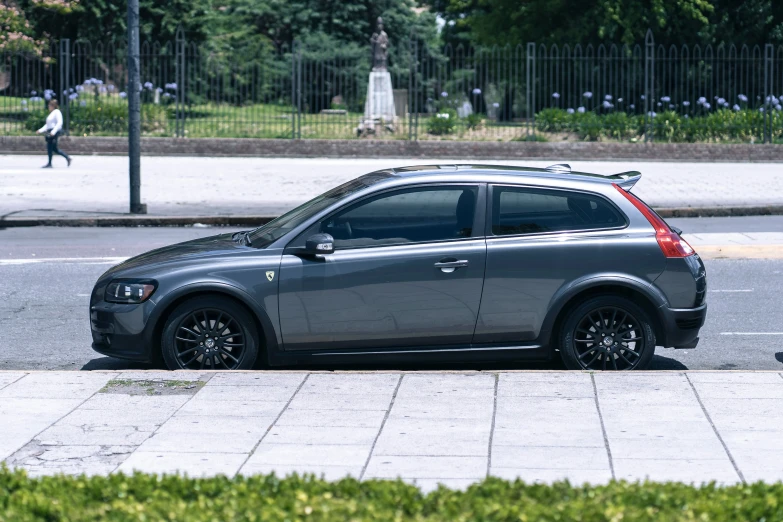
[{"x1": 1, "y1": 219, "x2": 782, "y2": 371}]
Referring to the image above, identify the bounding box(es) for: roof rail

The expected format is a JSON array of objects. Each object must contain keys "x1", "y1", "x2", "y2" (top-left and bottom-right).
[{"x1": 545, "y1": 163, "x2": 572, "y2": 173}]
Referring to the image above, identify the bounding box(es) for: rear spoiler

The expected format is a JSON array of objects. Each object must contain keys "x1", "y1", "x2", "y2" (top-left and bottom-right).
[
  {"x1": 606, "y1": 171, "x2": 642, "y2": 191},
  {"x1": 544, "y1": 164, "x2": 642, "y2": 190}
]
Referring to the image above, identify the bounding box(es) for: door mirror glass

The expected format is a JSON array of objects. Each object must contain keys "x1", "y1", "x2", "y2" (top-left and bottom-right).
[{"x1": 304, "y1": 233, "x2": 335, "y2": 255}]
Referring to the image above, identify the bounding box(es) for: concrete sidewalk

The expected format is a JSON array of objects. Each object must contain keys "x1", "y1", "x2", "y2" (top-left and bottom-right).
[
  {"x1": 2, "y1": 371, "x2": 783, "y2": 489},
  {"x1": 2, "y1": 156, "x2": 783, "y2": 220}
]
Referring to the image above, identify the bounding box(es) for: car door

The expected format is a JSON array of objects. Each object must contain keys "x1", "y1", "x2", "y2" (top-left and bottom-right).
[
  {"x1": 473, "y1": 184, "x2": 629, "y2": 344},
  {"x1": 278, "y1": 184, "x2": 487, "y2": 351}
]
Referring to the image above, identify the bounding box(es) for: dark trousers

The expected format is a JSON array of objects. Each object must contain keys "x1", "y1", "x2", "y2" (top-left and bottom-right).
[{"x1": 45, "y1": 132, "x2": 70, "y2": 165}]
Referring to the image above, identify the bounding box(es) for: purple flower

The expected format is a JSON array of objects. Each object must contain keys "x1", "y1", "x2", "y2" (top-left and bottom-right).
[
  {"x1": 629, "y1": 104, "x2": 635, "y2": 110},
  {"x1": 29, "y1": 96, "x2": 43, "y2": 102},
  {"x1": 657, "y1": 102, "x2": 662, "y2": 107},
  {"x1": 76, "y1": 85, "x2": 84, "y2": 92},
  {"x1": 492, "y1": 102, "x2": 499, "y2": 108},
  {"x1": 583, "y1": 92, "x2": 593, "y2": 99},
  {"x1": 119, "y1": 92, "x2": 127, "y2": 98},
  {"x1": 738, "y1": 94, "x2": 748, "y2": 102},
  {"x1": 566, "y1": 108, "x2": 574, "y2": 114},
  {"x1": 669, "y1": 104, "x2": 675, "y2": 109},
  {"x1": 617, "y1": 98, "x2": 623, "y2": 103},
  {"x1": 99, "y1": 86, "x2": 107, "y2": 93},
  {"x1": 604, "y1": 94, "x2": 612, "y2": 101},
  {"x1": 602, "y1": 101, "x2": 613, "y2": 109},
  {"x1": 162, "y1": 92, "x2": 171, "y2": 98},
  {"x1": 760, "y1": 107, "x2": 765, "y2": 112},
  {"x1": 733, "y1": 104, "x2": 741, "y2": 111},
  {"x1": 647, "y1": 111, "x2": 656, "y2": 118},
  {"x1": 68, "y1": 93, "x2": 78, "y2": 100},
  {"x1": 697, "y1": 97, "x2": 706, "y2": 105},
  {"x1": 717, "y1": 97, "x2": 726, "y2": 105},
  {"x1": 440, "y1": 91, "x2": 448, "y2": 98},
  {"x1": 108, "y1": 85, "x2": 115, "y2": 92},
  {"x1": 44, "y1": 92, "x2": 52, "y2": 101},
  {"x1": 552, "y1": 92, "x2": 560, "y2": 99},
  {"x1": 640, "y1": 95, "x2": 645, "y2": 100},
  {"x1": 703, "y1": 102, "x2": 711, "y2": 109},
  {"x1": 472, "y1": 88, "x2": 481, "y2": 95},
  {"x1": 660, "y1": 96, "x2": 670, "y2": 102},
  {"x1": 577, "y1": 106, "x2": 585, "y2": 113},
  {"x1": 165, "y1": 82, "x2": 177, "y2": 90},
  {"x1": 144, "y1": 81, "x2": 154, "y2": 90},
  {"x1": 155, "y1": 87, "x2": 163, "y2": 94},
  {"x1": 20, "y1": 100, "x2": 27, "y2": 105},
  {"x1": 776, "y1": 104, "x2": 782, "y2": 111},
  {"x1": 79, "y1": 100, "x2": 86, "y2": 107},
  {"x1": 682, "y1": 101, "x2": 690, "y2": 107}
]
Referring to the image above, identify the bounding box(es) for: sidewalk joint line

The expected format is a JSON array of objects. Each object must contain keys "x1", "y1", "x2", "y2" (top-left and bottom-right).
[
  {"x1": 0, "y1": 372, "x2": 28, "y2": 392},
  {"x1": 235, "y1": 373, "x2": 310, "y2": 477},
  {"x1": 685, "y1": 374, "x2": 746, "y2": 484},
  {"x1": 486, "y1": 373, "x2": 499, "y2": 478},
  {"x1": 590, "y1": 373, "x2": 615, "y2": 481},
  {"x1": 4, "y1": 372, "x2": 119, "y2": 466},
  {"x1": 359, "y1": 374, "x2": 403, "y2": 481}
]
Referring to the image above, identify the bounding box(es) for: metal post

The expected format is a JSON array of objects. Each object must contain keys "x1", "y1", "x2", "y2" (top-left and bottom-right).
[
  {"x1": 764, "y1": 43, "x2": 774, "y2": 144},
  {"x1": 59, "y1": 39, "x2": 71, "y2": 135},
  {"x1": 644, "y1": 30, "x2": 654, "y2": 142},
  {"x1": 526, "y1": 42, "x2": 535, "y2": 138},
  {"x1": 127, "y1": 0, "x2": 145, "y2": 213},
  {"x1": 291, "y1": 41, "x2": 296, "y2": 139},
  {"x1": 175, "y1": 27, "x2": 185, "y2": 138}
]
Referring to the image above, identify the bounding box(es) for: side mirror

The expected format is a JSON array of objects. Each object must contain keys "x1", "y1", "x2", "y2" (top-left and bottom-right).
[{"x1": 304, "y1": 233, "x2": 334, "y2": 255}]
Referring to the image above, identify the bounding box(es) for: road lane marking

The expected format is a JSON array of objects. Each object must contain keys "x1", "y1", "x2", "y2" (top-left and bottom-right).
[
  {"x1": 0, "y1": 257, "x2": 127, "y2": 265},
  {"x1": 709, "y1": 289, "x2": 754, "y2": 293},
  {"x1": 720, "y1": 332, "x2": 783, "y2": 336}
]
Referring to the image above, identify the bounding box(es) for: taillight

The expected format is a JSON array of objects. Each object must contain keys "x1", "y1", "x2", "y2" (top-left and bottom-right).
[{"x1": 613, "y1": 184, "x2": 695, "y2": 258}]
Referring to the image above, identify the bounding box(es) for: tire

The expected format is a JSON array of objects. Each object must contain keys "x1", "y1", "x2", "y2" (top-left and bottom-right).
[
  {"x1": 161, "y1": 295, "x2": 259, "y2": 370},
  {"x1": 559, "y1": 296, "x2": 655, "y2": 371}
]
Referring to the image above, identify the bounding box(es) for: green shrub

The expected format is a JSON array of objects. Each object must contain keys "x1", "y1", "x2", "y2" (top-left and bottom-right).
[
  {"x1": 426, "y1": 108, "x2": 458, "y2": 135},
  {"x1": 24, "y1": 102, "x2": 171, "y2": 136},
  {"x1": 1, "y1": 468, "x2": 783, "y2": 521},
  {"x1": 463, "y1": 112, "x2": 483, "y2": 131}
]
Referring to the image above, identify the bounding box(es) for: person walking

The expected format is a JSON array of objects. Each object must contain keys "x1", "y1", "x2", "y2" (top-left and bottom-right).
[{"x1": 36, "y1": 99, "x2": 71, "y2": 168}]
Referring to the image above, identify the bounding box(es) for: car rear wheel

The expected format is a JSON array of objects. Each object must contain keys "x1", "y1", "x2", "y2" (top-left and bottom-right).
[
  {"x1": 559, "y1": 296, "x2": 655, "y2": 371},
  {"x1": 161, "y1": 296, "x2": 259, "y2": 370}
]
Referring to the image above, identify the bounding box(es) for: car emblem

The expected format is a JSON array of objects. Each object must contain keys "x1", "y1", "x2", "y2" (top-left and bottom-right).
[{"x1": 266, "y1": 271, "x2": 275, "y2": 282}]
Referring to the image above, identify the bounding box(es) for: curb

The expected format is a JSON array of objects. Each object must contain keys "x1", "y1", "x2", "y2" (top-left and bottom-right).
[{"x1": 1, "y1": 206, "x2": 782, "y2": 227}]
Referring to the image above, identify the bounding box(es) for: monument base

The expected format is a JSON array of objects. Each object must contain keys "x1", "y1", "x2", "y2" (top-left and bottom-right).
[{"x1": 359, "y1": 70, "x2": 396, "y2": 135}]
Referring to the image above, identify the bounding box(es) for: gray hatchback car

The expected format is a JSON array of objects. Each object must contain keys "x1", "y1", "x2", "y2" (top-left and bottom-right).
[{"x1": 90, "y1": 164, "x2": 707, "y2": 371}]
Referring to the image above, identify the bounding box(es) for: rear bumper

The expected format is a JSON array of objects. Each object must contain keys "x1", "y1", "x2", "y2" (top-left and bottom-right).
[{"x1": 659, "y1": 303, "x2": 707, "y2": 348}]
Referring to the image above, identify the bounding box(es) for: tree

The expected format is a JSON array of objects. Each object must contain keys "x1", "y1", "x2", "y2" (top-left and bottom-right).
[{"x1": 427, "y1": 0, "x2": 715, "y2": 47}]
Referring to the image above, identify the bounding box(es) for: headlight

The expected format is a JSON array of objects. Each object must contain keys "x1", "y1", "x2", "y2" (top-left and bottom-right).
[{"x1": 105, "y1": 279, "x2": 157, "y2": 304}]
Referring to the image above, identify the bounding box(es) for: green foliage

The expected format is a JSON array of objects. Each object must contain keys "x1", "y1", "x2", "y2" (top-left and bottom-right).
[
  {"x1": 427, "y1": 108, "x2": 458, "y2": 135},
  {"x1": 464, "y1": 112, "x2": 483, "y2": 130},
  {"x1": 533, "y1": 107, "x2": 781, "y2": 142},
  {"x1": 2, "y1": 468, "x2": 783, "y2": 521},
  {"x1": 24, "y1": 102, "x2": 170, "y2": 136}
]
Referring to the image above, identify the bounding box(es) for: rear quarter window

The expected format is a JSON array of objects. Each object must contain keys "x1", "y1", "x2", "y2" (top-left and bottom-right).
[{"x1": 492, "y1": 186, "x2": 626, "y2": 236}]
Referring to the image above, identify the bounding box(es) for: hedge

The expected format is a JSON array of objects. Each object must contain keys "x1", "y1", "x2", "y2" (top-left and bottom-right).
[{"x1": 1, "y1": 468, "x2": 783, "y2": 521}]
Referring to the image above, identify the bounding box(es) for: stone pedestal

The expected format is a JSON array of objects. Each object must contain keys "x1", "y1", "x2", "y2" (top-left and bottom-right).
[{"x1": 361, "y1": 71, "x2": 396, "y2": 133}]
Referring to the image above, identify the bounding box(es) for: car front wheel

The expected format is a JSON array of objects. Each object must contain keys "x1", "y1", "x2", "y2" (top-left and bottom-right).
[
  {"x1": 161, "y1": 296, "x2": 259, "y2": 370},
  {"x1": 559, "y1": 296, "x2": 655, "y2": 371}
]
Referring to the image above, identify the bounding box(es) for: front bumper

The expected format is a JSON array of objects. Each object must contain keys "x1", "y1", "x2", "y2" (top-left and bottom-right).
[
  {"x1": 659, "y1": 303, "x2": 707, "y2": 348},
  {"x1": 90, "y1": 300, "x2": 157, "y2": 362}
]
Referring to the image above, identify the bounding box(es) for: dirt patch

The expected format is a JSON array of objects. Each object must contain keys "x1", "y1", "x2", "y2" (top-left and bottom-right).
[{"x1": 100, "y1": 379, "x2": 206, "y2": 396}]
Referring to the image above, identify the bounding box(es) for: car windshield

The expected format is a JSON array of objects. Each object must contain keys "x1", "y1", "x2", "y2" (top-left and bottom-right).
[{"x1": 246, "y1": 172, "x2": 394, "y2": 248}]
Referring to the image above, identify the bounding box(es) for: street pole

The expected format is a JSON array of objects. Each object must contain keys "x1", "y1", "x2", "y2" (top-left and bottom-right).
[{"x1": 127, "y1": 0, "x2": 146, "y2": 213}]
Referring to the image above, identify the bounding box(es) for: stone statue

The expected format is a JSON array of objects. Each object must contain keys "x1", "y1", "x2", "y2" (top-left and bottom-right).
[{"x1": 370, "y1": 17, "x2": 389, "y2": 71}]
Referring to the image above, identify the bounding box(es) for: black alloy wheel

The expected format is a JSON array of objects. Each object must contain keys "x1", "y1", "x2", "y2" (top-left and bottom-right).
[
  {"x1": 161, "y1": 296, "x2": 259, "y2": 370},
  {"x1": 560, "y1": 296, "x2": 655, "y2": 371}
]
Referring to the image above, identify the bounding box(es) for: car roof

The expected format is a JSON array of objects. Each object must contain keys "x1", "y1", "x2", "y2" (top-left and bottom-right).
[{"x1": 366, "y1": 164, "x2": 642, "y2": 190}]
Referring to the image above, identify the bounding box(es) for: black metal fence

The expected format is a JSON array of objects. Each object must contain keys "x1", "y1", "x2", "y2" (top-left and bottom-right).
[{"x1": 2, "y1": 30, "x2": 783, "y2": 142}]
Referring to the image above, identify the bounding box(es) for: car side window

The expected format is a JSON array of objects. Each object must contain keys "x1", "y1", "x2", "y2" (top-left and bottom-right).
[
  {"x1": 491, "y1": 186, "x2": 625, "y2": 236},
  {"x1": 319, "y1": 186, "x2": 479, "y2": 249}
]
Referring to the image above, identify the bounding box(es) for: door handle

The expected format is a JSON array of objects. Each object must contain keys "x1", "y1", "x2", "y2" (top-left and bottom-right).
[{"x1": 434, "y1": 259, "x2": 469, "y2": 273}]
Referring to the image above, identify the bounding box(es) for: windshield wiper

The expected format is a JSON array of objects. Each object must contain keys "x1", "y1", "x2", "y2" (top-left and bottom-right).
[{"x1": 232, "y1": 230, "x2": 252, "y2": 246}]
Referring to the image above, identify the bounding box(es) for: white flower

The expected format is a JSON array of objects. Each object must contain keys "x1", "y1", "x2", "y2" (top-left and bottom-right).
[
  {"x1": 577, "y1": 106, "x2": 585, "y2": 113},
  {"x1": 436, "y1": 113, "x2": 450, "y2": 119},
  {"x1": 617, "y1": 98, "x2": 623, "y2": 103},
  {"x1": 583, "y1": 91, "x2": 593, "y2": 99},
  {"x1": 566, "y1": 108, "x2": 574, "y2": 114}
]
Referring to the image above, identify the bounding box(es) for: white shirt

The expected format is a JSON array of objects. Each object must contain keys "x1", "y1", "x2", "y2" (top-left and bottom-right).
[{"x1": 38, "y1": 109, "x2": 63, "y2": 135}]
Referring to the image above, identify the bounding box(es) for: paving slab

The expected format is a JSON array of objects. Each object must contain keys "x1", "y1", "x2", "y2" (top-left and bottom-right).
[{"x1": 2, "y1": 370, "x2": 783, "y2": 487}]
